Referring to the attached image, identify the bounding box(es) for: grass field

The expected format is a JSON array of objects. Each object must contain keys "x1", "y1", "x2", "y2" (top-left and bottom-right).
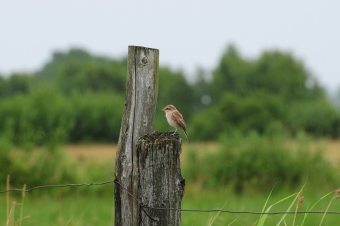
[
  {"x1": 2, "y1": 186, "x2": 340, "y2": 225},
  {"x1": 2, "y1": 139, "x2": 340, "y2": 225},
  {"x1": 63, "y1": 139, "x2": 340, "y2": 166}
]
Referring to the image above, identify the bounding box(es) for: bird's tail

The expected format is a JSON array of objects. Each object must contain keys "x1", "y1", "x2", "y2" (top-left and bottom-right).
[{"x1": 183, "y1": 129, "x2": 190, "y2": 143}]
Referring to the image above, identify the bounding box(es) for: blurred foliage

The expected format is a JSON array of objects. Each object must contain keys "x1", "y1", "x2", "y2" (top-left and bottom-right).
[
  {"x1": 0, "y1": 45, "x2": 340, "y2": 146},
  {"x1": 0, "y1": 88, "x2": 74, "y2": 148},
  {"x1": 287, "y1": 99, "x2": 340, "y2": 137},
  {"x1": 191, "y1": 45, "x2": 340, "y2": 140},
  {"x1": 69, "y1": 91, "x2": 124, "y2": 143},
  {"x1": 0, "y1": 89, "x2": 123, "y2": 147},
  {"x1": 0, "y1": 128, "x2": 76, "y2": 193},
  {"x1": 0, "y1": 73, "x2": 32, "y2": 97},
  {"x1": 210, "y1": 45, "x2": 323, "y2": 103},
  {"x1": 183, "y1": 131, "x2": 339, "y2": 194},
  {"x1": 0, "y1": 139, "x2": 112, "y2": 196},
  {"x1": 34, "y1": 48, "x2": 127, "y2": 94},
  {"x1": 0, "y1": 121, "x2": 112, "y2": 195},
  {"x1": 1, "y1": 45, "x2": 340, "y2": 201},
  {"x1": 189, "y1": 91, "x2": 287, "y2": 140},
  {"x1": 154, "y1": 67, "x2": 195, "y2": 131}
]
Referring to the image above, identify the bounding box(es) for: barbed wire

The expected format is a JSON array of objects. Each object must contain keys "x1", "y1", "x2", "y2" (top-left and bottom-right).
[
  {"x1": 1, "y1": 179, "x2": 340, "y2": 218},
  {"x1": 0, "y1": 179, "x2": 116, "y2": 193},
  {"x1": 113, "y1": 180, "x2": 340, "y2": 216}
]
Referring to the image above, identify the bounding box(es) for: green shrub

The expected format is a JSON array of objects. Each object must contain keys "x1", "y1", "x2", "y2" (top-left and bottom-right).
[
  {"x1": 189, "y1": 92, "x2": 287, "y2": 140},
  {"x1": 183, "y1": 132, "x2": 338, "y2": 194},
  {"x1": 218, "y1": 92, "x2": 287, "y2": 134},
  {"x1": 287, "y1": 99, "x2": 340, "y2": 138},
  {"x1": 0, "y1": 89, "x2": 74, "y2": 148},
  {"x1": 187, "y1": 106, "x2": 225, "y2": 140},
  {"x1": 69, "y1": 91, "x2": 124, "y2": 143},
  {"x1": 0, "y1": 133, "x2": 77, "y2": 194},
  {"x1": 0, "y1": 139, "x2": 113, "y2": 196},
  {"x1": 189, "y1": 91, "x2": 340, "y2": 140},
  {"x1": 0, "y1": 89, "x2": 124, "y2": 147}
]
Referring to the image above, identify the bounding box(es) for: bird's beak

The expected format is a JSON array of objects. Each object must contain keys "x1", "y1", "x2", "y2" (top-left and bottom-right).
[{"x1": 162, "y1": 108, "x2": 165, "y2": 111}]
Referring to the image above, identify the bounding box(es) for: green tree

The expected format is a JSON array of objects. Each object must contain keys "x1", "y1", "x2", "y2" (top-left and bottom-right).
[
  {"x1": 287, "y1": 99, "x2": 340, "y2": 137},
  {"x1": 192, "y1": 68, "x2": 211, "y2": 111},
  {"x1": 252, "y1": 51, "x2": 323, "y2": 102},
  {"x1": 34, "y1": 48, "x2": 127, "y2": 94},
  {"x1": 189, "y1": 91, "x2": 287, "y2": 140},
  {"x1": 332, "y1": 86, "x2": 340, "y2": 108},
  {"x1": 69, "y1": 91, "x2": 124, "y2": 143},
  {"x1": 219, "y1": 91, "x2": 286, "y2": 134},
  {"x1": 210, "y1": 45, "x2": 324, "y2": 103},
  {"x1": 192, "y1": 44, "x2": 340, "y2": 139},
  {"x1": 0, "y1": 76, "x2": 8, "y2": 97},
  {"x1": 35, "y1": 49, "x2": 100, "y2": 80},
  {"x1": 0, "y1": 73, "x2": 32, "y2": 97},
  {"x1": 0, "y1": 87, "x2": 74, "y2": 148},
  {"x1": 154, "y1": 67, "x2": 195, "y2": 131},
  {"x1": 210, "y1": 45, "x2": 253, "y2": 102},
  {"x1": 7, "y1": 73, "x2": 31, "y2": 95},
  {"x1": 55, "y1": 60, "x2": 126, "y2": 94}
]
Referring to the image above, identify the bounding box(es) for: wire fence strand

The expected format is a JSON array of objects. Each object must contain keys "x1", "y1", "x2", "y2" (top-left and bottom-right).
[
  {"x1": 0, "y1": 180, "x2": 116, "y2": 193},
  {"x1": 1, "y1": 179, "x2": 340, "y2": 216}
]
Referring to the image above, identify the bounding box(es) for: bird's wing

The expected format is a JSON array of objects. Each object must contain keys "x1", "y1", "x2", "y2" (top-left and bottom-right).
[{"x1": 171, "y1": 111, "x2": 186, "y2": 129}]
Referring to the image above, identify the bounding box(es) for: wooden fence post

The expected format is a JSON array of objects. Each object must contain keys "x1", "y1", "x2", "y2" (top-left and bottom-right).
[
  {"x1": 137, "y1": 131, "x2": 185, "y2": 226},
  {"x1": 114, "y1": 46, "x2": 185, "y2": 226}
]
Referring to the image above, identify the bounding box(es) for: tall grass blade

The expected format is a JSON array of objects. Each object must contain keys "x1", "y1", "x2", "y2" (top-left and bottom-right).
[
  {"x1": 293, "y1": 193, "x2": 304, "y2": 226},
  {"x1": 6, "y1": 175, "x2": 10, "y2": 221},
  {"x1": 209, "y1": 199, "x2": 229, "y2": 226},
  {"x1": 228, "y1": 219, "x2": 237, "y2": 225},
  {"x1": 276, "y1": 180, "x2": 307, "y2": 226},
  {"x1": 260, "y1": 184, "x2": 276, "y2": 219},
  {"x1": 257, "y1": 192, "x2": 299, "y2": 226},
  {"x1": 6, "y1": 205, "x2": 14, "y2": 226},
  {"x1": 319, "y1": 189, "x2": 339, "y2": 226},
  {"x1": 275, "y1": 192, "x2": 300, "y2": 226},
  {"x1": 300, "y1": 190, "x2": 333, "y2": 226},
  {"x1": 19, "y1": 184, "x2": 26, "y2": 226}
]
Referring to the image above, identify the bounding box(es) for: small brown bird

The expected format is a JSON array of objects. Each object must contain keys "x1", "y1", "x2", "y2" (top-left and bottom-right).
[{"x1": 162, "y1": 104, "x2": 190, "y2": 143}]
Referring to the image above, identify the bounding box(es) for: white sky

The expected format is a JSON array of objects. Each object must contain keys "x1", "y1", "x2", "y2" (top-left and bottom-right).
[{"x1": 1, "y1": 1, "x2": 340, "y2": 92}]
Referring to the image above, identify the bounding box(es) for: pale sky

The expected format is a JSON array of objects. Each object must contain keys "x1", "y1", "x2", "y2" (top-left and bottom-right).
[{"x1": 1, "y1": 1, "x2": 340, "y2": 92}]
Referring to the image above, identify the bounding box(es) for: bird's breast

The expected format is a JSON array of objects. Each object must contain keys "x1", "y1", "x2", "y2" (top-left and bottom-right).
[{"x1": 166, "y1": 112, "x2": 178, "y2": 128}]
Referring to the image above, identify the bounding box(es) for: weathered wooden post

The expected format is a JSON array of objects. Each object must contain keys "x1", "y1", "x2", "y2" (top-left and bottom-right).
[
  {"x1": 114, "y1": 46, "x2": 185, "y2": 226},
  {"x1": 137, "y1": 132, "x2": 185, "y2": 225}
]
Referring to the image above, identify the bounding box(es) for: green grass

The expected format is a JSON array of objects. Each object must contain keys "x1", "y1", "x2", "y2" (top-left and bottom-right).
[
  {"x1": 182, "y1": 188, "x2": 340, "y2": 226},
  {"x1": 1, "y1": 193, "x2": 114, "y2": 225},
  {"x1": 1, "y1": 187, "x2": 340, "y2": 226},
  {"x1": 1, "y1": 136, "x2": 340, "y2": 225}
]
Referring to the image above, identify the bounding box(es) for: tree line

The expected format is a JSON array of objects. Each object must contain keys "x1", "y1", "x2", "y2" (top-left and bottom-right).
[{"x1": 0, "y1": 45, "x2": 339, "y2": 147}]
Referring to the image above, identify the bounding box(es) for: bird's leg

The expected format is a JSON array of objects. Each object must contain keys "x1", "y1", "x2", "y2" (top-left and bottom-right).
[{"x1": 171, "y1": 128, "x2": 177, "y2": 135}]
